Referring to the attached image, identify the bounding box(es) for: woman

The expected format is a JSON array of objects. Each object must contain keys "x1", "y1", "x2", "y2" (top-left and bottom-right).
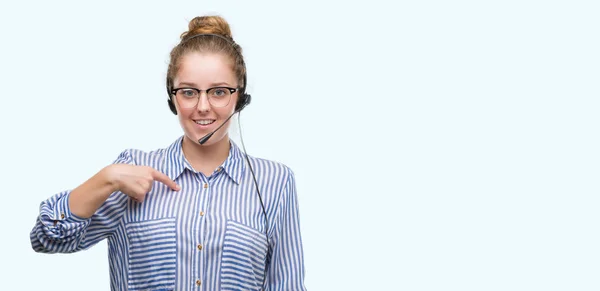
[{"x1": 30, "y1": 15, "x2": 307, "y2": 291}]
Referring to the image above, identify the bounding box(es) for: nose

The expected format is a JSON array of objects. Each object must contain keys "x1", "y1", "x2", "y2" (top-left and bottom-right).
[{"x1": 196, "y1": 92, "x2": 211, "y2": 113}]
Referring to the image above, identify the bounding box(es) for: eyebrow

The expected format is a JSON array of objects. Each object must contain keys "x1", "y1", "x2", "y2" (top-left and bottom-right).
[
  {"x1": 177, "y1": 82, "x2": 197, "y2": 87},
  {"x1": 176, "y1": 81, "x2": 233, "y2": 88}
]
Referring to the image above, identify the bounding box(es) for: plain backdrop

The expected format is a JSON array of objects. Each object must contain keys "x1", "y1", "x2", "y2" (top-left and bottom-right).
[{"x1": 1, "y1": 0, "x2": 599, "y2": 290}]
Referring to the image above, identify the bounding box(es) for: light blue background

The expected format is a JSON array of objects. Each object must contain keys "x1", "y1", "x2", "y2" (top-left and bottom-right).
[{"x1": 1, "y1": 0, "x2": 598, "y2": 290}]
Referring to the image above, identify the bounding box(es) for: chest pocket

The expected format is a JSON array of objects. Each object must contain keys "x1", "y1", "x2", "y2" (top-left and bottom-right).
[
  {"x1": 126, "y1": 217, "x2": 177, "y2": 291},
  {"x1": 220, "y1": 219, "x2": 269, "y2": 290}
]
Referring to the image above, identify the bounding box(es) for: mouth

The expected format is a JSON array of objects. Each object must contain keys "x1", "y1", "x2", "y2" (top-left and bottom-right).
[{"x1": 194, "y1": 119, "x2": 216, "y2": 126}]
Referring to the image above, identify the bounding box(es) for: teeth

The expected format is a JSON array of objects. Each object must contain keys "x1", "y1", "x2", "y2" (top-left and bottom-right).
[{"x1": 196, "y1": 120, "x2": 214, "y2": 125}]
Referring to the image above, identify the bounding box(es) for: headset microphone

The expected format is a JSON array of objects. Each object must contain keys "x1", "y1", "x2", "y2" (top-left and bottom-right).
[{"x1": 198, "y1": 110, "x2": 238, "y2": 145}]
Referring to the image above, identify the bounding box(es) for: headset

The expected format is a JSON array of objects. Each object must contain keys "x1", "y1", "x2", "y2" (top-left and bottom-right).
[{"x1": 165, "y1": 33, "x2": 270, "y2": 289}]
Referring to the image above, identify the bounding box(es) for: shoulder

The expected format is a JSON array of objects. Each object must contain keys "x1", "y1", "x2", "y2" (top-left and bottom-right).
[
  {"x1": 247, "y1": 154, "x2": 294, "y2": 175},
  {"x1": 245, "y1": 154, "x2": 296, "y2": 187},
  {"x1": 111, "y1": 137, "x2": 183, "y2": 166},
  {"x1": 112, "y1": 147, "x2": 170, "y2": 167}
]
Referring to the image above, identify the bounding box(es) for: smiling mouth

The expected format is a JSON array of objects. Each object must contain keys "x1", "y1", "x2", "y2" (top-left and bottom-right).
[{"x1": 195, "y1": 120, "x2": 216, "y2": 125}]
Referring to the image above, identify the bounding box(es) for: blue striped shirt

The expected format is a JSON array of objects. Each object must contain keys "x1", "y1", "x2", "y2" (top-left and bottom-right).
[{"x1": 30, "y1": 136, "x2": 307, "y2": 291}]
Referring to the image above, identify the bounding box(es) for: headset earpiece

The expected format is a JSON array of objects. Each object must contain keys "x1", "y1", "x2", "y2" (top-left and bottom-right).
[
  {"x1": 235, "y1": 71, "x2": 251, "y2": 112},
  {"x1": 236, "y1": 93, "x2": 251, "y2": 112},
  {"x1": 168, "y1": 98, "x2": 177, "y2": 115},
  {"x1": 235, "y1": 84, "x2": 251, "y2": 112},
  {"x1": 167, "y1": 85, "x2": 178, "y2": 115}
]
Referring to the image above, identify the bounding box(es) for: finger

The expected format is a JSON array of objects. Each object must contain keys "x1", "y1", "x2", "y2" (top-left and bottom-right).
[
  {"x1": 151, "y1": 169, "x2": 180, "y2": 190},
  {"x1": 133, "y1": 183, "x2": 148, "y2": 203},
  {"x1": 137, "y1": 178, "x2": 152, "y2": 193},
  {"x1": 126, "y1": 180, "x2": 147, "y2": 203},
  {"x1": 128, "y1": 191, "x2": 143, "y2": 204}
]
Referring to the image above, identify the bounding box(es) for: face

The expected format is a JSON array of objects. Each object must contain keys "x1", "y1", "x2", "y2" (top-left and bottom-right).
[{"x1": 172, "y1": 52, "x2": 238, "y2": 147}]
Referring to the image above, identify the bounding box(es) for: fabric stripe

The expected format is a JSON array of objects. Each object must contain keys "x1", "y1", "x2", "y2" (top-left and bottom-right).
[{"x1": 29, "y1": 136, "x2": 306, "y2": 290}]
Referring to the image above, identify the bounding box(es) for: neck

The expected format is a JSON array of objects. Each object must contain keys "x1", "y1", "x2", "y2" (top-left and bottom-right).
[{"x1": 181, "y1": 134, "x2": 231, "y2": 175}]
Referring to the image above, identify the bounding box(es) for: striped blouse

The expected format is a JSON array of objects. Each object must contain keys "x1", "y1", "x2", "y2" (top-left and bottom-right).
[{"x1": 29, "y1": 136, "x2": 307, "y2": 291}]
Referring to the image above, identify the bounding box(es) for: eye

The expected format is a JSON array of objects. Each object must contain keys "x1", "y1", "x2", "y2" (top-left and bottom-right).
[
  {"x1": 180, "y1": 89, "x2": 197, "y2": 97},
  {"x1": 213, "y1": 88, "x2": 227, "y2": 96}
]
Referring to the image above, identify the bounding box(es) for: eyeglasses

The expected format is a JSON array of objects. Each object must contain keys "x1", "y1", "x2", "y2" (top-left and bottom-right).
[{"x1": 171, "y1": 87, "x2": 238, "y2": 108}]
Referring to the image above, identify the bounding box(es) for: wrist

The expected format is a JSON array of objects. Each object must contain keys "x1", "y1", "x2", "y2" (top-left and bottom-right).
[{"x1": 101, "y1": 165, "x2": 120, "y2": 193}]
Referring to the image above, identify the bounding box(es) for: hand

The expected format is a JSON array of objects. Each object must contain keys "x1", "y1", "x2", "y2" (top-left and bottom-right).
[{"x1": 106, "y1": 164, "x2": 180, "y2": 203}]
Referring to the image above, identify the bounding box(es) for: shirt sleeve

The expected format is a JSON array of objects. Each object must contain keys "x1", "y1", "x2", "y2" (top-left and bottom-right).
[
  {"x1": 265, "y1": 168, "x2": 308, "y2": 291},
  {"x1": 29, "y1": 150, "x2": 134, "y2": 254}
]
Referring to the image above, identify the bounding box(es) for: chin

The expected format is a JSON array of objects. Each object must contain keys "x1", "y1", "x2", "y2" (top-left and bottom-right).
[{"x1": 183, "y1": 131, "x2": 227, "y2": 147}]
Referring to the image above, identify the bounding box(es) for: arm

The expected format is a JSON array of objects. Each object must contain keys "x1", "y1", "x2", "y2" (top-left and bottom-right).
[
  {"x1": 265, "y1": 168, "x2": 307, "y2": 291},
  {"x1": 29, "y1": 150, "x2": 134, "y2": 253}
]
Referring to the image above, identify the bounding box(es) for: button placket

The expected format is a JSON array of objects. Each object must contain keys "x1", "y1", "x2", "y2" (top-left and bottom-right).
[
  {"x1": 197, "y1": 177, "x2": 210, "y2": 289},
  {"x1": 191, "y1": 175, "x2": 208, "y2": 290}
]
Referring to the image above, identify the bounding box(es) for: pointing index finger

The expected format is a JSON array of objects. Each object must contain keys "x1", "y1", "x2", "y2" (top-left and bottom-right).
[{"x1": 152, "y1": 169, "x2": 180, "y2": 191}]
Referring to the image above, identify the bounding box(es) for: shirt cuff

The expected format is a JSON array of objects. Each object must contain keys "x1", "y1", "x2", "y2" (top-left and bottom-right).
[
  {"x1": 40, "y1": 191, "x2": 91, "y2": 241},
  {"x1": 54, "y1": 191, "x2": 91, "y2": 224}
]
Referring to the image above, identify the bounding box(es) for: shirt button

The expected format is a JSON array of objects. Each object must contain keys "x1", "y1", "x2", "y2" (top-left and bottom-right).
[
  {"x1": 203, "y1": 183, "x2": 208, "y2": 188},
  {"x1": 60, "y1": 213, "x2": 65, "y2": 219},
  {"x1": 200, "y1": 211, "x2": 205, "y2": 216},
  {"x1": 196, "y1": 279, "x2": 201, "y2": 286},
  {"x1": 197, "y1": 244, "x2": 203, "y2": 250}
]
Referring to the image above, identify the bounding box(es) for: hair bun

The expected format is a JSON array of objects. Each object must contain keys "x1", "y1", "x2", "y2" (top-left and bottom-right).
[{"x1": 181, "y1": 15, "x2": 233, "y2": 40}]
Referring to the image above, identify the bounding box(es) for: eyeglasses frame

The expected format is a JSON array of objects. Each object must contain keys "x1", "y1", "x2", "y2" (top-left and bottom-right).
[{"x1": 170, "y1": 86, "x2": 239, "y2": 108}]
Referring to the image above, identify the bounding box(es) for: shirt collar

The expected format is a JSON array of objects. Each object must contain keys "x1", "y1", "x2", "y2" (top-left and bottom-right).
[{"x1": 163, "y1": 136, "x2": 246, "y2": 184}]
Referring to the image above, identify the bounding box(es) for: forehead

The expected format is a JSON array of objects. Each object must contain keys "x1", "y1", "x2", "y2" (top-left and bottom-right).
[{"x1": 175, "y1": 52, "x2": 236, "y2": 86}]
